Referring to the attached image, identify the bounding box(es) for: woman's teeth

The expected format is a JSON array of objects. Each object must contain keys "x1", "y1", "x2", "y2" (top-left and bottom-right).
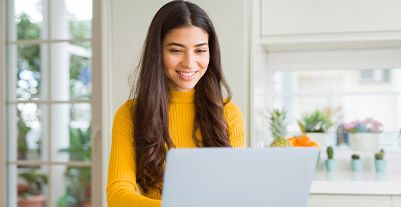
[
  {"x1": 177, "y1": 71, "x2": 196, "y2": 77},
  {"x1": 176, "y1": 71, "x2": 197, "y2": 80}
]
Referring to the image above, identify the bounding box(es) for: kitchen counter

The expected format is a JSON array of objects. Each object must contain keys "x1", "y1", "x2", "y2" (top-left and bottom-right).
[
  {"x1": 310, "y1": 146, "x2": 401, "y2": 195},
  {"x1": 311, "y1": 171, "x2": 401, "y2": 195}
]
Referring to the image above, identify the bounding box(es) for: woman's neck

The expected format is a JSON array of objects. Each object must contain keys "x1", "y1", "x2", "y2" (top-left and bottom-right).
[{"x1": 169, "y1": 89, "x2": 195, "y2": 103}]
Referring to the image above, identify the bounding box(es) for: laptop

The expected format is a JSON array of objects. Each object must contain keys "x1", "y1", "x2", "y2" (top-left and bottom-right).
[{"x1": 162, "y1": 147, "x2": 318, "y2": 207}]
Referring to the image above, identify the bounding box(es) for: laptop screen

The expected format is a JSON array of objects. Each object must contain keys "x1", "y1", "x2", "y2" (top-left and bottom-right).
[{"x1": 162, "y1": 148, "x2": 318, "y2": 207}]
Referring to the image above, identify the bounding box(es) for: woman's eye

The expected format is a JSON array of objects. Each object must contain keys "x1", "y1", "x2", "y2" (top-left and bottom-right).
[
  {"x1": 169, "y1": 49, "x2": 182, "y2": 53},
  {"x1": 197, "y1": 49, "x2": 207, "y2": 53}
]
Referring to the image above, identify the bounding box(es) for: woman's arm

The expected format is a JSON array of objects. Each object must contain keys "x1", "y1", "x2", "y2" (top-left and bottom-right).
[
  {"x1": 224, "y1": 101, "x2": 246, "y2": 147},
  {"x1": 107, "y1": 101, "x2": 161, "y2": 207}
]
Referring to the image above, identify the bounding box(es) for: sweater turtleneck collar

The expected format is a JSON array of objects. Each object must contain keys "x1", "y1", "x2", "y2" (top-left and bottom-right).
[{"x1": 170, "y1": 89, "x2": 195, "y2": 104}]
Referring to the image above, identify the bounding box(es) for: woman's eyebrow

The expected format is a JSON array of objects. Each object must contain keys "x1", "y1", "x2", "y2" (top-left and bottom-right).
[
  {"x1": 166, "y1": 42, "x2": 208, "y2": 47},
  {"x1": 194, "y1": 43, "x2": 208, "y2": 47}
]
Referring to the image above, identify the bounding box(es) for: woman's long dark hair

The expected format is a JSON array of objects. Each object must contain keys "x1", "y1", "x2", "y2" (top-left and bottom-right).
[{"x1": 131, "y1": 0, "x2": 232, "y2": 194}]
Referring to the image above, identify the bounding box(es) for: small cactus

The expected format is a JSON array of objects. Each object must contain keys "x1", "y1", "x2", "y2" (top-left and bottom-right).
[
  {"x1": 375, "y1": 149, "x2": 385, "y2": 160},
  {"x1": 351, "y1": 154, "x2": 360, "y2": 160},
  {"x1": 326, "y1": 146, "x2": 334, "y2": 160}
]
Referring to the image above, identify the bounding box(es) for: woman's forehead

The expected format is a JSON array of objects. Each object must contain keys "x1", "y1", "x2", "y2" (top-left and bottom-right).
[{"x1": 163, "y1": 26, "x2": 209, "y2": 47}]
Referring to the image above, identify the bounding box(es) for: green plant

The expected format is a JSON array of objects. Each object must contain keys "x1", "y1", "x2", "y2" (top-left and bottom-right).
[
  {"x1": 351, "y1": 154, "x2": 360, "y2": 160},
  {"x1": 57, "y1": 126, "x2": 91, "y2": 207},
  {"x1": 375, "y1": 149, "x2": 385, "y2": 160},
  {"x1": 18, "y1": 168, "x2": 48, "y2": 198},
  {"x1": 298, "y1": 109, "x2": 333, "y2": 133},
  {"x1": 326, "y1": 146, "x2": 334, "y2": 160},
  {"x1": 268, "y1": 108, "x2": 291, "y2": 147},
  {"x1": 17, "y1": 110, "x2": 31, "y2": 160}
]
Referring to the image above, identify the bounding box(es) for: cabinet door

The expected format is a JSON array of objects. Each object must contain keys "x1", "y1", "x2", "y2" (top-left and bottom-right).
[
  {"x1": 309, "y1": 194, "x2": 392, "y2": 207},
  {"x1": 261, "y1": 0, "x2": 401, "y2": 36},
  {"x1": 393, "y1": 196, "x2": 401, "y2": 207}
]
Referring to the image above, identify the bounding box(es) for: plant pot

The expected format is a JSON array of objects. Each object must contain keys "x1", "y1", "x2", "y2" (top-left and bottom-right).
[
  {"x1": 351, "y1": 160, "x2": 363, "y2": 172},
  {"x1": 325, "y1": 159, "x2": 336, "y2": 172},
  {"x1": 349, "y1": 133, "x2": 380, "y2": 152},
  {"x1": 307, "y1": 132, "x2": 336, "y2": 148},
  {"x1": 18, "y1": 195, "x2": 45, "y2": 207},
  {"x1": 374, "y1": 159, "x2": 386, "y2": 173}
]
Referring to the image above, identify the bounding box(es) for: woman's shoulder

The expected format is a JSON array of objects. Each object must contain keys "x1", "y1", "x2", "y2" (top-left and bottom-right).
[
  {"x1": 114, "y1": 99, "x2": 136, "y2": 119},
  {"x1": 223, "y1": 99, "x2": 242, "y2": 118}
]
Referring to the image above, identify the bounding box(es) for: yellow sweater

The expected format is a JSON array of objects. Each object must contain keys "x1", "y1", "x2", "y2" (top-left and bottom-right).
[{"x1": 107, "y1": 90, "x2": 245, "y2": 207}]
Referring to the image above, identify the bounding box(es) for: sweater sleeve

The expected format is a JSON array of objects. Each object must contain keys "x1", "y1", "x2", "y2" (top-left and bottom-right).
[
  {"x1": 224, "y1": 101, "x2": 246, "y2": 147},
  {"x1": 107, "y1": 101, "x2": 161, "y2": 207}
]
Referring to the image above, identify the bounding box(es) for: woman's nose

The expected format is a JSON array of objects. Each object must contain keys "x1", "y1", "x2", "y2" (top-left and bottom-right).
[{"x1": 182, "y1": 52, "x2": 196, "y2": 69}]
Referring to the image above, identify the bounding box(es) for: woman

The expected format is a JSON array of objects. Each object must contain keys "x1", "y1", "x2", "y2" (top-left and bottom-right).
[{"x1": 107, "y1": 1, "x2": 245, "y2": 206}]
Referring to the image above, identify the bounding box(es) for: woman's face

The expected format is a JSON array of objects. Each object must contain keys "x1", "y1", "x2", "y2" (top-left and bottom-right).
[{"x1": 162, "y1": 26, "x2": 210, "y2": 92}]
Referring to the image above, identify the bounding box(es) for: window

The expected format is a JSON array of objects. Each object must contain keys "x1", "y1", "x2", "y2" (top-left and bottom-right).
[
  {"x1": 273, "y1": 68, "x2": 401, "y2": 146},
  {"x1": 3, "y1": 0, "x2": 101, "y2": 206},
  {"x1": 251, "y1": 49, "x2": 401, "y2": 148},
  {"x1": 359, "y1": 69, "x2": 391, "y2": 83}
]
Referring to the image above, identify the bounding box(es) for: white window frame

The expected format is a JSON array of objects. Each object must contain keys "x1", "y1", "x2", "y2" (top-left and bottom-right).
[
  {"x1": 0, "y1": 0, "x2": 104, "y2": 206},
  {"x1": 1, "y1": 0, "x2": 7, "y2": 206}
]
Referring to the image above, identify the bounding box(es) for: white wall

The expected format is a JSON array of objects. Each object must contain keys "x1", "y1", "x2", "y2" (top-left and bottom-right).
[{"x1": 109, "y1": 0, "x2": 250, "y2": 138}]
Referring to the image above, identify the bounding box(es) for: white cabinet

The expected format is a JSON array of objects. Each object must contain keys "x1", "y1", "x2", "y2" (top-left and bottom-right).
[
  {"x1": 261, "y1": 0, "x2": 401, "y2": 36},
  {"x1": 309, "y1": 194, "x2": 393, "y2": 207},
  {"x1": 260, "y1": 0, "x2": 401, "y2": 51},
  {"x1": 393, "y1": 196, "x2": 401, "y2": 207}
]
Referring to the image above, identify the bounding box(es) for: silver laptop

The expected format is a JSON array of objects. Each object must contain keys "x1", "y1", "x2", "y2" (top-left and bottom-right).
[{"x1": 162, "y1": 147, "x2": 318, "y2": 207}]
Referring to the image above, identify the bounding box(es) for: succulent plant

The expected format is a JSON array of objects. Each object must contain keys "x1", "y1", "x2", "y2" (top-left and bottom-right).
[
  {"x1": 351, "y1": 154, "x2": 360, "y2": 160},
  {"x1": 326, "y1": 146, "x2": 334, "y2": 160},
  {"x1": 298, "y1": 109, "x2": 333, "y2": 133},
  {"x1": 375, "y1": 149, "x2": 385, "y2": 160},
  {"x1": 268, "y1": 108, "x2": 292, "y2": 147}
]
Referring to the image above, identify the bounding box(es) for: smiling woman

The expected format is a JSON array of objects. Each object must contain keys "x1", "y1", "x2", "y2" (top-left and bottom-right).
[
  {"x1": 106, "y1": 1, "x2": 245, "y2": 207},
  {"x1": 162, "y1": 26, "x2": 210, "y2": 92}
]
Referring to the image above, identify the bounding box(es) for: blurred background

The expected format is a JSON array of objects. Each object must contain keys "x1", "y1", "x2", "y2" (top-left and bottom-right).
[{"x1": 1, "y1": 0, "x2": 401, "y2": 207}]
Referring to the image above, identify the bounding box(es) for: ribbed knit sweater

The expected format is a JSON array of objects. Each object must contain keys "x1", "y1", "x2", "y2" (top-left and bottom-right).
[{"x1": 107, "y1": 90, "x2": 246, "y2": 207}]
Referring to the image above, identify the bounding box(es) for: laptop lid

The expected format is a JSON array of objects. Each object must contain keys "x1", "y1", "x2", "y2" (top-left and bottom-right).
[{"x1": 162, "y1": 148, "x2": 318, "y2": 207}]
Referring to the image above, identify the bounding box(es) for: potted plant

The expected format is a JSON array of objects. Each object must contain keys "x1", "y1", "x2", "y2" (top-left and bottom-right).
[
  {"x1": 297, "y1": 109, "x2": 334, "y2": 148},
  {"x1": 344, "y1": 118, "x2": 383, "y2": 151},
  {"x1": 18, "y1": 168, "x2": 47, "y2": 207},
  {"x1": 268, "y1": 109, "x2": 292, "y2": 147},
  {"x1": 374, "y1": 149, "x2": 386, "y2": 173},
  {"x1": 351, "y1": 154, "x2": 363, "y2": 172},
  {"x1": 325, "y1": 146, "x2": 336, "y2": 172}
]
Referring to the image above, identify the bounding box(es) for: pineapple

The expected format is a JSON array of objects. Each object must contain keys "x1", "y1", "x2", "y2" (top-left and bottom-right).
[{"x1": 269, "y1": 108, "x2": 292, "y2": 147}]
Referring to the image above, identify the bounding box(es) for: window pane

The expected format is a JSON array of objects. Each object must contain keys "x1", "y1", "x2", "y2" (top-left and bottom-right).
[
  {"x1": 53, "y1": 166, "x2": 91, "y2": 207},
  {"x1": 69, "y1": 41, "x2": 92, "y2": 100},
  {"x1": 7, "y1": 104, "x2": 47, "y2": 162},
  {"x1": 50, "y1": 0, "x2": 92, "y2": 40},
  {"x1": 7, "y1": 44, "x2": 48, "y2": 101},
  {"x1": 52, "y1": 103, "x2": 91, "y2": 162},
  {"x1": 273, "y1": 68, "x2": 401, "y2": 147},
  {"x1": 8, "y1": 0, "x2": 46, "y2": 41},
  {"x1": 50, "y1": 42, "x2": 91, "y2": 101},
  {"x1": 274, "y1": 69, "x2": 401, "y2": 95},
  {"x1": 8, "y1": 165, "x2": 49, "y2": 207}
]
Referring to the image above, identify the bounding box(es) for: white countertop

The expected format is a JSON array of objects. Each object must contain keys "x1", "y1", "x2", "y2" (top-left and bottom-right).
[
  {"x1": 311, "y1": 171, "x2": 401, "y2": 195},
  {"x1": 310, "y1": 146, "x2": 401, "y2": 195}
]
